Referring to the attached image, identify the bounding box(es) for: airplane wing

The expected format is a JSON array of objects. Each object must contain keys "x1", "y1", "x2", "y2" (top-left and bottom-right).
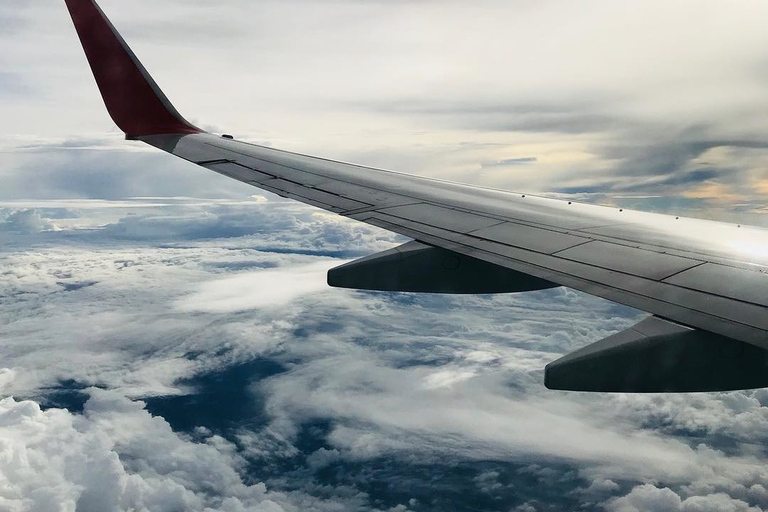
[{"x1": 64, "y1": 0, "x2": 768, "y2": 392}]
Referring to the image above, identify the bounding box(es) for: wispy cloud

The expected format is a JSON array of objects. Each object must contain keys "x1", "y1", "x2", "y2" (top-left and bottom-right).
[
  {"x1": 481, "y1": 157, "x2": 537, "y2": 168},
  {"x1": 177, "y1": 261, "x2": 339, "y2": 313}
]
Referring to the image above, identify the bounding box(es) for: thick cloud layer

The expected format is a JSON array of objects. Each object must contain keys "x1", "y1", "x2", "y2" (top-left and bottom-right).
[
  {"x1": 0, "y1": 389, "x2": 417, "y2": 512},
  {"x1": 0, "y1": 391, "x2": 279, "y2": 512},
  {"x1": 1, "y1": 199, "x2": 768, "y2": 511}
]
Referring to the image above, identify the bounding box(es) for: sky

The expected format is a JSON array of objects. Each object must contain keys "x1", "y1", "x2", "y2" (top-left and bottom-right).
[{"x1": 2, "y1": 1, "x2": 768, "y2": 511}]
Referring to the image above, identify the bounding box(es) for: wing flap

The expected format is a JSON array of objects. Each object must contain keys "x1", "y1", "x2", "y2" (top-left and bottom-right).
[
  {"x1": 259, "y1": 179, "x2": 371, "y2": 212},
  {"x1": 203, "y1": 161, "x2": 275, "y2": 184},
  {"x1": 554, "y1": 241, "x2": 702, "y2": 280},
  {"x1": 665, "y1": 263, "x2": 768, "y2": 308},
  {"x1": 377, "y1": 203, "x2": 502, "y2": 233},
  {"x1": 470, "y1": 222, "x2": 589, "y2": 255}
]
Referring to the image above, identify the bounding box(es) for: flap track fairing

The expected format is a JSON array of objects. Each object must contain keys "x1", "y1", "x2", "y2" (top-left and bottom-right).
[
  {"x1": 328, "y1": 240, "x2": 558, "y2": 294},
  {"x1": 545, "y1": 316, "x2": 768, "y2": 392}
]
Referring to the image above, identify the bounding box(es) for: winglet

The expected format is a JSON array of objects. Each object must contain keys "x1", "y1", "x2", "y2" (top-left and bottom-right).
[{"x1": 64, "y1": 0, "x2": 202, "y2": 138}]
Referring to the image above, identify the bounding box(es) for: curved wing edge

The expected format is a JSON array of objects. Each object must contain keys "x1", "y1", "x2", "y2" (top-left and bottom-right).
[{"x1": 64, "y1": 0, "x2": 202, "y2": 137}]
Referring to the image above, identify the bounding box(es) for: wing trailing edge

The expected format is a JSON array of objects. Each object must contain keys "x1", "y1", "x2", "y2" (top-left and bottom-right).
[{"x1": 64, "y1": 0, "x2": 201, "y2": 137}]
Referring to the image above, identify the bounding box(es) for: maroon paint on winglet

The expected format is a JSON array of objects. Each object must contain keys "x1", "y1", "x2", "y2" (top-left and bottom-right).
[{"x1": 64, "y1": 0, "x2": 201, "y2": 137}]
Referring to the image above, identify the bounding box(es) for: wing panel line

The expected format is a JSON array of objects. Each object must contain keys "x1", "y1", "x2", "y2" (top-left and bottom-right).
[{"x1": 362, "y1": 216, "x2": 768, "y2": 348}]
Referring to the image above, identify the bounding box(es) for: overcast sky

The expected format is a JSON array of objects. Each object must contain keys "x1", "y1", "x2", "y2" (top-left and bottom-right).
[
  {"x1": 2, "y1": 1, "x2": 768, "y2": 511},
  {"x1": 3, "y1": 0, "x2": 768, "y2": 217}
]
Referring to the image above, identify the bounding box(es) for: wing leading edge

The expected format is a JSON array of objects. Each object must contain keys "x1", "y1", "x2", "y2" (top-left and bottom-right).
[{"x1": 63, "y1": 0, "x2": 768, "y2": 392}]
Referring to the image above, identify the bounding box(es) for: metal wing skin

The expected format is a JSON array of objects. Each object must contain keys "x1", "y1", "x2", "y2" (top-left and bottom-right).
[{"x1": 64, "y1": 0, "x2": 768, "y2": 392}]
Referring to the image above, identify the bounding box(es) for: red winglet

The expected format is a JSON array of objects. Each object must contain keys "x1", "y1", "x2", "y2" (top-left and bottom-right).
[{"x1": 64, "y1": 0, "x2": 202, "y2": 138}]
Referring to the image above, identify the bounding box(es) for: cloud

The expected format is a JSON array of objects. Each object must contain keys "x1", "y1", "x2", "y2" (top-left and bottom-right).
[
  {"x1": 0, "y1": 389, "x2": 391, "y2": 512},
  {"x1": 605, "y1": 485, "x2": 682, "y2": 512},
  {"x1": 0, "y1": 146, "x2": 251, "y2": 200},
  {"x1": 0, "y1": 199, "x2": 399, "y2": 398},
  {"x1": 258, "y1": 332, "x2": 708, "y2": 481},
  {"x1": 0, "y1": 71, "x2": 26, "y2": 96},
  {"x1": 481, "y1": 157, "x2": 537, "y2": 168},
  {"x1": 605, "y1": 484, "x2": 763, "y2": 512},
  {"x1": 3, "y1": 198, "x2": 768, "y2": 509},
  {"x1": 5, "y1": 0, "x2": 768, "y2": 213},
  {"x1": 0, "y1": 209, "x2": 56, "y2": 233},
  {"x1": 176, "y1": 261, "x2": 338, "y2": 313}
]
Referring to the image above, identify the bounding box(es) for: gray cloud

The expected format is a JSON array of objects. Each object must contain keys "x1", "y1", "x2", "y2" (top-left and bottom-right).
[
  {"x1": 0, "y1": 389, "x2": 395, "y2": 512},
  {"x1": 7, "y1": 0, "x2": 768, "y2": 205},
  {"x1": 481, "y1": 157, "x2": 537, "y2": 168},
  {"x1": 3, "y1": 199, "x2": 768, "y2": 510},
  {"x1": 598, "y1": 133, "x2": 768, "y2": 179},
  {"x1": 0, "y1": 71, "x2": 27, "y2": 96},
  {"x1": 355, "y1": 97, "x2": 603, "y2": 147},
  {"x1": 605, "y1": 484, "x2": 763, "y2": 512},
  {"x1": 0, "y1": 209, "x2": 55, "y2": 233},
  {"x1": 0, "y1": 5, "x2": 30, "y2": 38},
  {"x1": 0, "y1": 147, "x2": 251, "y2": 200},
  {"x1": 360, "y1": 99, "x2": 623, "y2": 135}
]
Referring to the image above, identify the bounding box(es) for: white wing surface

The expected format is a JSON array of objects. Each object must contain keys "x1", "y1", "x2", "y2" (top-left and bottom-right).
[{"x1": 64, "y1": 0, "x2": 768, "y2": 392}]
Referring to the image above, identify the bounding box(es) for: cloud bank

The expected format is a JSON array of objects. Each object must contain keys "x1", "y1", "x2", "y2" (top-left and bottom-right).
[{"x1": 1, "y1": 199, "x2": 767, "y2": 510}]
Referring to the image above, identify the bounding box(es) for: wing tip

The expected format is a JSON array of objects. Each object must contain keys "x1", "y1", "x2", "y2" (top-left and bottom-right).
[{"x1": 64, "y1": 0, "x2": 202, "y2": 137}]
